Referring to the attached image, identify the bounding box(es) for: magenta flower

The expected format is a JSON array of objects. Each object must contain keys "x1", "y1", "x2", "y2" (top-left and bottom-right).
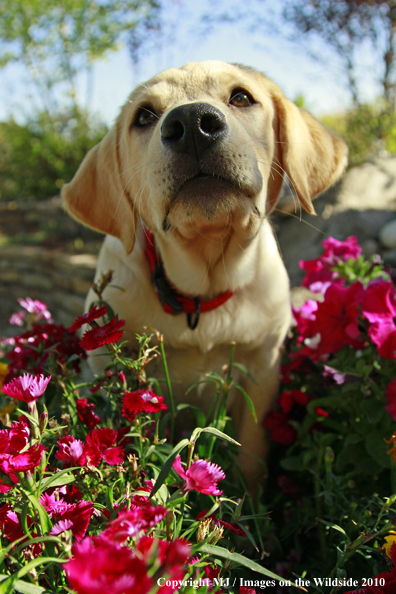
[
  {"x1": 55, "y1": 435, "x2": 90, "y2": 467},
  {"x1": 1, "y1": 373, "x2": 51, "y2": 404},
  {"x1": 69, "y1": 304, "x2": 108, "y2": 332},
  {"x1": 0, "y1": 440, "x2": 45, "y2": 474},
  {"x1": 76, "y1": 398, "x2": 100, "y2": 429},
  {"x1": 301, "y1": 282, "x2": 365, "y2": 355},
  {"x1": 103, "y1": 502, "x2": 167, "y2": 544},
  {"x1": 9, "y1": 311, "x2": 25, "y2": 326},
  {"x1": 49, "y1": 500, "x2": 94, "y2": 541},
  {"x1": 85, "y1": 428, "x2": 125, "y2": 465},
  {"x1": 173, "y1": 455, "x2": 225, "y2": 496},
  {"x1": 65, "y1": 536, "x2": 152, "y2": 594},
  {"x1": 361, "y1": 281, "x2": 396, "y2": 359},
  {"x1": 18, "y1": 297, "x2": 52, "y2": 321},
  {"x1": 122, "y1": 389, "x2": 167, "y2": 420},
  {"x1": 80, "y1": 316, "x2": 125, "y2": 351},
  {"x1": 300, "y1": 235, "x2": 361, "y2": 291}
]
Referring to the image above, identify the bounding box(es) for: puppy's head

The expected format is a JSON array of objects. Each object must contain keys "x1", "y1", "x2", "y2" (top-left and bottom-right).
[{"x1": 62, "y1": 61, "x2": 348, "y2": 253}]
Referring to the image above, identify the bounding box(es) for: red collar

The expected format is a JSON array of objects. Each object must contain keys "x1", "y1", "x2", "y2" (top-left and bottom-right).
[{"x1": 144, "y1": 229, "x2": 234, "y2": 330}]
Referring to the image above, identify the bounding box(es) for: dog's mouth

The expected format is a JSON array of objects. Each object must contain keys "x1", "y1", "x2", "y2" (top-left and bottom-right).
[{"x1": 173, "y1": 171, "x2": 255, "y2": 203}]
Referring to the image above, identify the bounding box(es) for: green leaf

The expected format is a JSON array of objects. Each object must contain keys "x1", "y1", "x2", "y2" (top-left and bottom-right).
[
  {"x1": 280, "y1": 456, "x2": 302, "y2": 471},
  {"x1": 365, "y1": 432, "x2": 391, "y2": 469},
  {"x1": 360, "y1": 398, "x2": 386, "y2": 424},
  {"x1": 198, "y1": 544, "x2": 289, "y2": 583},
  {"x1": 39, "y1": 467, "x2": 79, "y2": 492},
  {"x1": 190, "y1": 427, "x2": 240, "y2": 446},
  {"x1": 234, "y1": 384, "x2": 257, "y2": 423},
  {"x1": 149, "y1": 439, "x2": 191, "y2": 498},
  {"x1": 176, "y1": 403, "x2": 206, "y2": 428},
  {"x1": 26, "y1": 495, "x2": 52, "y2": 535},
  {"x1": 232, "y1": 362, "x2": 257, "y2": 384}
]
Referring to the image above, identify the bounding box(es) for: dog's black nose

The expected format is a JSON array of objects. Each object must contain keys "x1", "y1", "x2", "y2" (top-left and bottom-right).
[{"x1": 161, "y1": 102, "x2": 227, "y2": 156}]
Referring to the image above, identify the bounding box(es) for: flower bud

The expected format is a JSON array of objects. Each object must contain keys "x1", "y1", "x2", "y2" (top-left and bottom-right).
[{"x1": 39, "y1": 410, "x2": 48, "y2": 433}]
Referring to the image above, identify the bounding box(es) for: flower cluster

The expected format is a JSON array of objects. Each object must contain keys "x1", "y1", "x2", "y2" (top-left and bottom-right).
[{"x1": 0, "y1": 297, "x2": 248, "y2": 593}]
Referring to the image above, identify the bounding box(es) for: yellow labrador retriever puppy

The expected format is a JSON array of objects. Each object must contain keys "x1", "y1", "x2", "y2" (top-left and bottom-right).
[{"x1": 62, "y1": 61, "x2": 347, "y2": 491}]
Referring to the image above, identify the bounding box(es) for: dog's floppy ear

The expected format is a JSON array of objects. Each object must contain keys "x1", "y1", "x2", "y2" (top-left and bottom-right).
[
  {"x1": 272, "y1": 90, "x2": 348, "y2": 214},
  {"x1": 61, "y1": 123, "x2": 136, "y2": 254}
]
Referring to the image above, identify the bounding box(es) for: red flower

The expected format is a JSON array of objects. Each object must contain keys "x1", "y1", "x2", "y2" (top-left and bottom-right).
[
  {"x1": 69, "y1": 305, "x2": 108, "y2": 332},
  {"x1": 264, "y1": 410, "x2": 297, "y2": 445},
  {"x1": 50, "y1": 500, "x2": 94, "y2": 541},
  {"x1": 173, "y1": 455, "x2": 225, "y2": 496},
  {"x1": 302, "y1": 282, "x2": 365, "y2": 355},
  {"x1": 1, "y1": 373, "x2": 51, "y2": 404},
  {"x1": 196, "y1": 510, "x2": 246, "y2": 537},
  {"x1": 85, "y1": 428, "x2": 125, "y2": 465},
  {"x1": 0, "y1": 421, "x2": 45, "y2": 475},
  {"x1": 0, "y1": 504, "x2": 41, "y2": 556},
  {"x1": 65, "y1": 536, "x2": 152, "y2": 594},
  {"x1": 122, "y1": 389, "x2": 167, "y2": 420},
  {"x1": 55, "y1": 435, "x2": 91, "y2": 467},
  {"x1": 4, "y1": 322, "x2": 85, "y2": 380},
  {"x1": 80, "y1": 316, "x2": 125, "y2": 351},
  {"x1": 103, "y1": 501, "x2": 167, "y2": 543},
  {"x1": 239, "y1": 588, "x2": 257, "y2": 594},
  {"x1": 361, "y1": 281, "x2": 396, "y2": 359},
  {"x1": 76, "y1": 398, "x2": 100, "y2": 429},
  {"x1": 278, "y1": 389, "x2": 310, "y2": 413},
  {"x1": 300, "y1": 235, "x2": 361, "y2": 291},
  {"x1": 136, "y1": 536, "x2": 191, "y2": 593}
]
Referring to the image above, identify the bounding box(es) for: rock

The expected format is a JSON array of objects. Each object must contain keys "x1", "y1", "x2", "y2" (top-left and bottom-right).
[
  {"x1": 383, "y1": 249, "x2": 396, "y2": 266},
  {"x1": 379, "y1": 219, "x2": 396, "y2": 249},
  {"x1": 361, "y1": 239, "x2": 380, "y2": 257}
]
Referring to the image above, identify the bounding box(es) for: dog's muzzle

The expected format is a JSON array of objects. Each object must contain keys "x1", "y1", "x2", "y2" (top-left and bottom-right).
[{"x1": 161, "y1": 102, "x2": 228, "y2": 157}]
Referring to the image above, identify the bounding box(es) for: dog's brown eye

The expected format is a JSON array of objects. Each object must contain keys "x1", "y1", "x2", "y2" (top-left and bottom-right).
[
  {"x1": 134, "y1": 106, "x2": 158, "y2": 127},
  {"x1": 229, "y1": 89, "x2": 254, "y2": 108}
]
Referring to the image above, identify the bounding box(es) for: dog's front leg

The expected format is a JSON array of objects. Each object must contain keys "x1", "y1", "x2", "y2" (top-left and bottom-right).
[{"x1": 231, "y1": 346, "x2": 282, "y2": 502}]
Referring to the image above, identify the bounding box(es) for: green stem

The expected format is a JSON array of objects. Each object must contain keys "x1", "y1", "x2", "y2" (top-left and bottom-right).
[{"x1": 159, "y1": 340, "x2": 175, "y2": 442}]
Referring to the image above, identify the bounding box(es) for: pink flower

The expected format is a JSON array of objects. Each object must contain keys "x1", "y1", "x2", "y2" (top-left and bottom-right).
[
  {"x1": 65, "y1": 536, "x2": 152, "y2": 594},
  {"x1": 386, "y1": 379, "x2": 396, "y2": 420},
  {"x1": 80, "y1": 316, "x2": 125, "y2": 351},
  {"x1": 136, "y1": 536, "x2": 191, "y2": 594},
  {"x1": 49, "y1": 500, "x2": 94, "y2": 541},
  {"x1": 17, "y1": 298, "x2": 52, "y2": 322},
  {"x1": 55, "y1": 435, "x2": 90, "y2": 467},
  {"x1": 173, "y1": 455, "x2": 225, "y2": 496},
  {"x1": 300, "y1": 235, "x2": 361, "y2": 291},
  {"x1": 69, "y1": 305, "x2": 108, "y2": 332},
  {"x1": 137, "y1": 536, "x2": 191, "y2": 593},
  {"x1": 9, "y1": 312, "x2": 25, "y2": 326},
  {"x1": 361, "y1": 281, "x2": 396, "y2": 359},
  {"x1": 1, "y1": 373, "x2": 51, "y2": 403},
  {"x1": 301, "y1": 282, "x2": 365, "y2": 355},
  {"x1": 104, "y1": 501, "x2": 167, "y2": 543},
  {"x1": 76, "y1": 398, "x2": 100, "y2": 429},
  {"x1": 0, "y1": 441, "x2": 45, "y2": 474},
  {"x1": 85, "y1": 428, "x2": 125, "y2": 465},
  {"x1": 122, "y1": 389, "x2": 167, "y2": 420}
]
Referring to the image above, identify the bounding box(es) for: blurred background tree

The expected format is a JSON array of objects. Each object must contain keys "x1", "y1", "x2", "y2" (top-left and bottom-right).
[
  {"x1": 283, "y1": 0, "x2": 396, "y2": 165},
  {"x1": 0, "y1": 0, "x2": 160, "y2": 200},
  {"x1": 1, "y1": 0, "x2": 396, "y2": 200}
]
